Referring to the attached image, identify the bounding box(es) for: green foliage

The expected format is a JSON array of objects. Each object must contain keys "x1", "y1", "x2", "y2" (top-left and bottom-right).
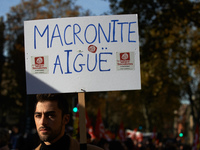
[
  {"x1": 0, "y1": 18, "x2": 5, "y2": 86},
  {"x1": 107, "y1": 0, "x2": 200, "y2": 133},
  {"x1": 1, "y1": 0, "x2": 200, "y2": 139},
  {"x1": 1, "y1": 0, "x2": 83, "y2": 127}
]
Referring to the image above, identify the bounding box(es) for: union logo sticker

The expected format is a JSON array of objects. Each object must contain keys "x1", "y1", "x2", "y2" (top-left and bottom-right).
[
  {"x1": 116, "y1": 52, "x2": 135, "y2": 70},
  {"x1": 31, "y1": 56, "x2": 49, "y2": 74}
]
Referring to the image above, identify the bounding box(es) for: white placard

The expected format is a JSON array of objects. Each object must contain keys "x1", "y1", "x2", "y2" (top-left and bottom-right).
[{"x1": 24, "y1": 14, "x2": 141, "y2": 94}]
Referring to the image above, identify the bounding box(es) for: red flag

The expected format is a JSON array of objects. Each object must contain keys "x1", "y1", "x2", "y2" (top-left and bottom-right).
[
  {"x1": 152, "y1": 127, "x2": 156, "y2": 142},
  {"x1": 118, "y1": 122, "x2": 126, "y2": 141},
  {"x1": 136, "y1": 132, "x2": 143, "y2": 142},
  {"x1": 192, "y1": 124, "x2": 199, "y2": 150},
  {"x1": 95, "y1": 109, "x2": 111, "y2": 141},
  {"x1": 127, "y1": 128, "x2": 137, "y2": 140},
  {"x1": 88, "y1": 126, "x2": 96, "y2": 140},
  {"x1": 85, "y1": 111, "x2": 96, "y2": 140},
  {"x1": 105, "y1": 129, "x2": 115, "y2": 140},
  {"x1": 95, "y1": 109, "x2": 104, "y2": 139},
  {"x1": 85, "y1": 111, "x2": 91, "y2": 129}
]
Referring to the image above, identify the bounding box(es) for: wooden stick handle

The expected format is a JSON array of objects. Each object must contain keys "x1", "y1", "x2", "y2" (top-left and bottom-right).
[{"x1": 78, "y1": 92, "x2": 87, "y2": 144}]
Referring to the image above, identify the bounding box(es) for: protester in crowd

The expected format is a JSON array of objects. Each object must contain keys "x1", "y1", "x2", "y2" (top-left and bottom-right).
[
  {"x1": 109, "y1": 140, "x2": 125, "y2": 150},
  {"x1": 10, "y1": 126, "x2": 23, "y2": 150},
  {"x1": 76, "y1": 132, "x2": 93, "y2": 144},
  {"x1": 96, "y1": 138, "x2": 109, "y2": 150},
  {"x1": 123, "y1": 138, "x2": 135, "y2": 150},
  {"x1": 22, "y1": 128, "x2": 40, "y2": 150},
  {"x1": 0, "y1": 128, "x2": 10, "y2": 150},
  {"x1": 33, "y1": 94, "x2": 103, "y2": 150}
]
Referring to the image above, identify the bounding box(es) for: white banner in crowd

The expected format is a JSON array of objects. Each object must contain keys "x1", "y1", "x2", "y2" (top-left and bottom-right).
[{"x1": 24, "y1": 14, "x2": 141, "y2": 94}]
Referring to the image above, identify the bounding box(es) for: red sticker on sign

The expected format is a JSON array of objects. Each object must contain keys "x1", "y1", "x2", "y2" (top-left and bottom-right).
[
  {"x1": 35, "y1": 57, "x2": 44, "y2": 68},
  {"x1": 31, "y1": 56, "x2": 49, "y2": 74},
  {"x1": 120, "y1": 52, "x2": 130, "y2": 62},
  {"x1": 88, "y1": 45, "x2": 97, "y2": 53},
  {"x1": 35, "y1": 57, "x2": 44, "y2": 64},
  {"x1": 116, "y1": 52, "x2": 134, "y2": 70}
]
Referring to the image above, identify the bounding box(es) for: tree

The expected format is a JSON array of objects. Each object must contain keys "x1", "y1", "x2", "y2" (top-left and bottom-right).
[
  {"x1": 0, "y1": 17, "x2": 6, "y2": 126},
  {"x1": 2, "y1": 0, "x2": 83, "y2": 128},
  {"x1": 108, "y1": 0, "x2": 200, "y2": 135},
  {"x1": 0, "y1": 17, "x2": 5, "y2": 85}
]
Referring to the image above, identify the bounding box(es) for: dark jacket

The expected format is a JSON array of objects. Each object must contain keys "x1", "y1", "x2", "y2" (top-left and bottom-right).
[{"x1": 35, "y1": 135, "x2": 103, "y2": 150}]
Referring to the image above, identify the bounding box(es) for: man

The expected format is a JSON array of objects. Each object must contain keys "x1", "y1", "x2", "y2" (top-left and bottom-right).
[{"x1": 34, "y1": 94, "x2": 103, "y2": 150}]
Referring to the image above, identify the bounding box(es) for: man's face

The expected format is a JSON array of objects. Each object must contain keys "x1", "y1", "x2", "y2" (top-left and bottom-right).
[{"x1": 34, "y1": 101, "x2": 68, "y2": 145}]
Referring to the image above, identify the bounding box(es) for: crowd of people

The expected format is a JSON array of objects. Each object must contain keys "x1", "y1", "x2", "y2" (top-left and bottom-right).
[
  {"x1": 77, "y1": 132, "x2": 192, "y2": 150},
  {"x1": 0, "y1": 126, "x2": 39, "y2": 150},
  {"x1": 0, "y1": 94, "x2": 193, "y2": 150},
  {"x1": 0, "y1": 125, "x2": 192, "y2": 150}
]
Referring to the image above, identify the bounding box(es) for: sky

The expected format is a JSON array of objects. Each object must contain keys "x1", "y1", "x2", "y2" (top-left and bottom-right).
[{"x1": 0, "y1": 0, "x2": 110, "y2": 20}]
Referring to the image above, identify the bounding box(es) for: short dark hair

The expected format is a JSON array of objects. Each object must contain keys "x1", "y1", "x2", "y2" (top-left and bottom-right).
[{"x1": 35, "y1": 94, "x2": 69, "y2": 115}]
